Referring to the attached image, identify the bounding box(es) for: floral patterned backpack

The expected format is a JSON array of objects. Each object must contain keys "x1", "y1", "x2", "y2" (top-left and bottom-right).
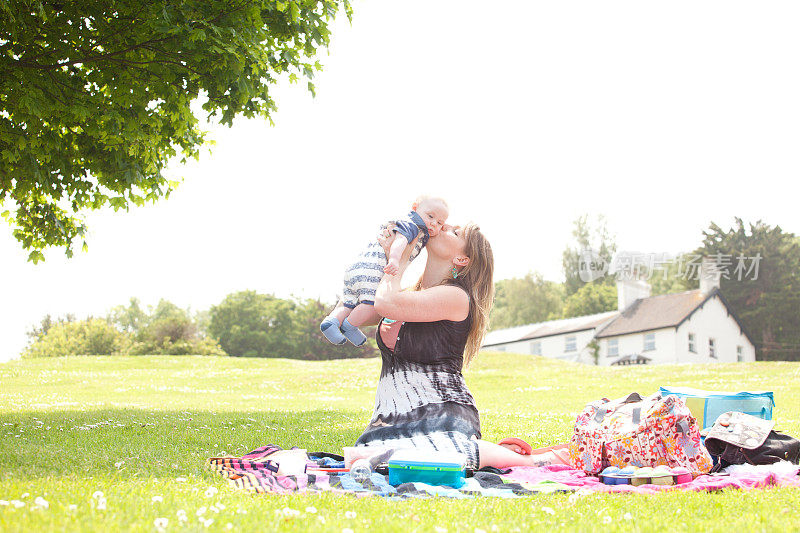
[{"x1": 568, "y1": 392, "x2": 713, "y2": 475}]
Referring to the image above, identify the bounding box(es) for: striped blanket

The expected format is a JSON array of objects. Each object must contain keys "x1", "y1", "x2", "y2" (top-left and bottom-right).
[
  {"x1": 206, "y1": 445, "x2": 800, "y2": 499},
  {"x1": 206, "y1": 445, "x2": 572, "y2": 499}
]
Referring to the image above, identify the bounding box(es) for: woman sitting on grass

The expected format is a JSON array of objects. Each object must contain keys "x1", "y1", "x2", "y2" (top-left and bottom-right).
[{"x1": 353, "y1": 222, "x2": 541, "y2": 470}]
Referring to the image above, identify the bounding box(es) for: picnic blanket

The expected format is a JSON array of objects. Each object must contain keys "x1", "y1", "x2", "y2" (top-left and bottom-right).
[{"x1": 206, "y1": 445, "x2": 800, "y2": 499}]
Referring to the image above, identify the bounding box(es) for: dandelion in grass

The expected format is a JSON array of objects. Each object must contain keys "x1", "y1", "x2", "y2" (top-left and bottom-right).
[
  {"x1": 114, "y1": 461, "x2": 124, "y2": 468},
  {"x1": 34, "y1": 496, "x2": 49, "y2": 509},
  {"x1": 200, "y1": 517, "x2": 214, "y2": 528},
  {"x1": 0, "y1": 500, "x2": 8, "y2": 506},
  {"x1": 10, "y1": 500, "x2": 25, "y2": 508},
  {"x1": 92, "y1": 491, "x2": 104, "y2": 500},
  {"x1": 152, "y1": 496, "x2": 163, "y2": 503},
  {"x1": 176, "y1": 477, "x2": 187, "y2": 482},
  {"x1": 280, "y1": 507, "x2": 300, "y2": 518},
  {"x1": 68, "y1": 504, "x2": 78, "y2": 511},
  {"x1": 216, "y1": 503, "x2": 226, "y2": 510},
  {"x1": 177, "y1": 510, "x2": 188, "y2": 523},
  {"x1": 435, "y1": 527, "x2": 447, "y2": 533},
  {"x1": 96, "y1": 498, "x2": 107, "y2": 510},
  {"x1": 204, "y1": 487, "x2": 218, "y2": 498},
  {"x1": 603, "y1": 516, "x2": 612, "y2": 524},
  {"x1": 623, "y1": 513, "x2": 633, "y2": 521},
  {"x1": 342, "y1": 529, "x2": 354, "y2": 533},
  {"x1": 474, "y1": 529, "x2": 486, "y2": 533},
  {"x1": 345, "y1": 510, "x2": 357, "y2": 519},
  {"x1": 226, "y1": 523, "x2": 233, "y2": 530},
  {"x1": 196, "y1": 506, "x2": 207, "y2": 516},
  {"x1": 305, "y1": 506, "x2": 317, "y2": 514},
  {"x1": 542, "y1": 507, "x2": 555, "y2": 515},
  {"x1": 154, "y1": 517, "x2": 169, "y2": 531},
  {"x1": 318, "y1": 516, "x2": 327, "y2": 524},
  {"x1": 21, "y1": 493, "x2": 29, "y2": 498}
]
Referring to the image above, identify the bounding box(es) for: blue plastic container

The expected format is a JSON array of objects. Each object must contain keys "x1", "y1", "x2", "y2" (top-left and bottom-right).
[
  {"x1": 660, "y1": 386, "x2": 774, "y2": 430},
  {"x1": 387, "y1": 450, "x2": 466, "y2": 488}
]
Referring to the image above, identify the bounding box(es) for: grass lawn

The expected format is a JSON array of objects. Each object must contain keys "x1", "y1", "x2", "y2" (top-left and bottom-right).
[{"x1": 1, "y1": 353, "x2": 798, "y2": 532}]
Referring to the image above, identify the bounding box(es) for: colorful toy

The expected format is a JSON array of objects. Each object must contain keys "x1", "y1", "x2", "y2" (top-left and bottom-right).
[
  {"x1": 631, "y1": 466, "x2": 654, "y2": 486},
  {"x1": 650, "y1": 465, "x2": 675, "y2": 486}
]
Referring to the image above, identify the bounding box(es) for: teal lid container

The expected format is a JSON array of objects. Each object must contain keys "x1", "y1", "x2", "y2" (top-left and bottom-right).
[{"x1": 387, "y1": 450, "x2": 467, "y2": 488}]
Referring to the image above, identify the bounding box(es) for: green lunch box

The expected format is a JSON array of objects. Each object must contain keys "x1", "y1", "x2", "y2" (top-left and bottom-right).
[{"x1": 387, "y1": 450, "x2": 467, "y2": 488}]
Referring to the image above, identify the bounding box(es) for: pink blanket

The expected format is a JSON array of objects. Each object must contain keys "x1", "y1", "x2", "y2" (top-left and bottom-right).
[{"x1": 506, "y1": 464, "x2": 800, "y2": 494}]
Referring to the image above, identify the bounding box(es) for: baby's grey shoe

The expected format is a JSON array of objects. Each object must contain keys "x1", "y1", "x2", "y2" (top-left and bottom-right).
[
  {"x1": 320, "y1": 317, "x2": 347, "y2": 345},
  {"x1": 341, "y1": 318, "x2": 367, "y2": 347}
]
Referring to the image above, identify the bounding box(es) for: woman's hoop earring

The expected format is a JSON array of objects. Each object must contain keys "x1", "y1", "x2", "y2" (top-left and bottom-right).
[{"x1": 451, "y1": 266, "x2": 459, "y2": 279}]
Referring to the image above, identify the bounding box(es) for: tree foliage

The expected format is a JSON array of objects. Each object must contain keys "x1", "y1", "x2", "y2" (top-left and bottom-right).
[
  {"x1": 208, "y1": 290, "x2": 376, "y2": 359},
  {"x1": 695, "y1": 219, "x2": 800, "y2": 361},
  {"x1": 24, "y1": 317, "x2": 129, "y2": 357},
  {"x1": 646, "y1": 253, "x2": 696, "y2": 296},
  {"x1": 562, "y1": 281, "x2": 617, "y2": 319},
  {"x1": 126, "y1": 299, "x2": 224, "y2": 355},
  {"x1": 489, "y1": 272, "x2": 564, "y2": 331},
  {"x1": 25, "y1": 298, "x2": 225, "y2": 357},
  {"x1": 0, "y1": 0, "x2": 351, "y2": 261},
  {"x1": 561, "y1": 214, "x2": 617, "y2": 297}
]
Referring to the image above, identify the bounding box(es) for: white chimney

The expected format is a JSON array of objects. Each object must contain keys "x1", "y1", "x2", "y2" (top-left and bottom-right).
[
  {"x1": 616, "y1": 279, "x2": 652, "y2": 311},
  {"x1": 699, "y1": 257, "x2": 721, "y2": 295}
]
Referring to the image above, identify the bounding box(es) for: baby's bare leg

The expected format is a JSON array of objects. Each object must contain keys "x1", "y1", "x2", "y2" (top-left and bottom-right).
[
  {"x1": 327, "y1": 301, "x2": 352, "y2": 324},
  {"x1": 347, "y1": 303, "x2": 381, "y2": 327}
]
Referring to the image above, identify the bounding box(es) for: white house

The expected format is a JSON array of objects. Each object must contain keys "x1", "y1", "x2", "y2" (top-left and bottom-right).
[{"x1": 482, "y1": 270, "x2": 756, "y2": 366}]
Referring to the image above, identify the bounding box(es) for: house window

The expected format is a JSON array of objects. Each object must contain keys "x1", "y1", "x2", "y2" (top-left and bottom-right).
[
  {"x1": 688, "y1": 333, "x2": 696, "y2": 353},
  {"x1": 643, "y1": 333, "x2": 656, "y2": 351},
  {"x1": 531, "y1": 341, "x2": 542, "y2": 356},
  {"x1": 737, "y1": 345, "x2": 743, "y2": 362},
  {"x1": 607, "y1": 339, "x2": 619, "y2": 357},
  {"x1": 565, "y1": 335, "x2": 577, "y2": 352},
  {"x1": 709, "y1": 338, "x2": 716, "y2": 358}
]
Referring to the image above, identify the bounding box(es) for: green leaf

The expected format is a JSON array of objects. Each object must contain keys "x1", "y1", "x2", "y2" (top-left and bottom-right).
[{"x1": 28, "y1": 250, "x2": 45, "y2": 264}]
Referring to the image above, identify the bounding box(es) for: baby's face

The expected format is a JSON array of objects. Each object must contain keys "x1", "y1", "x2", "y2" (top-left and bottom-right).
[{"x1": 414, "y1": 199, "x2": 449, "y2": 237}]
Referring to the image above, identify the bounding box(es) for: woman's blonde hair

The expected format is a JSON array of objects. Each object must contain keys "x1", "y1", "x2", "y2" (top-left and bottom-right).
[{"x1": 414, "y1": 222, "x2": 495, "y2": 368}]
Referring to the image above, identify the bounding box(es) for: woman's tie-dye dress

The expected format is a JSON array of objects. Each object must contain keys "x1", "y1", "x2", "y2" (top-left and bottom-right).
[{"x1": 354, "y1": 309, "x2": 481, "y2": 469}]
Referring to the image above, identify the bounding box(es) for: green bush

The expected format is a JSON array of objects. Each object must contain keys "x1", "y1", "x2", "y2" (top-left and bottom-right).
[
  {"x1": 125, "y1": 300, "x2": 226, "y2": 356},
  {"x1": 24, "y1": 300, "x2": 226, "y2": 358},
  {"x1": 24, "y1": 319, "x2": 128, "y2": 358},
  {"x1": 209, "y1": 291, "x2": 376, "y2": 359}
]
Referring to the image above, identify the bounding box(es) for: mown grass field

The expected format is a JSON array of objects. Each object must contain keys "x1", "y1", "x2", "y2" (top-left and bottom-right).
[{"x1": 1, "y1": 353, "x2": 798, "y2": 532}]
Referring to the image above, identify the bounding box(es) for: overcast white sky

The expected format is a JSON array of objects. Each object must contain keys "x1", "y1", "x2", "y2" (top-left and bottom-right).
[{"x1": 3, "y1": 0, "x2": 800, "y2": 362}]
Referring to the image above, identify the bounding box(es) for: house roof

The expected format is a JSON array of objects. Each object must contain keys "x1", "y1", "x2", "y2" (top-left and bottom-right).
[
  {"x1": 483, "y1": 287, "x2": 755, "y2": 349},
  {"x1": 481, "y1": 322, "x2": 542, "y2": 347},
  {"x1": 520, "y1": 311, "x2": 620, "y2": 341},
  {"x1": 483, "y1": 310, "x2": 619, "y2": 347},
  {"x1": 595, "y1": 289, "x2": 712, "y2": 338}
]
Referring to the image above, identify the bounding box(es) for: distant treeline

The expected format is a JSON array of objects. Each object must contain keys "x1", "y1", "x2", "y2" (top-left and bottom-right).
[
  {"x1": 24, "y1": 292, "x2": 377, "y2": 360},
  {"x1": 27, "y1": 217, "x2": 800, "y2": 362}
]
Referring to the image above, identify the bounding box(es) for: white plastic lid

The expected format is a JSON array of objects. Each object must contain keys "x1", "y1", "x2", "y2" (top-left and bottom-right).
[{"x1": 388, "y1": 449, "x2": 467, "y2": 468}]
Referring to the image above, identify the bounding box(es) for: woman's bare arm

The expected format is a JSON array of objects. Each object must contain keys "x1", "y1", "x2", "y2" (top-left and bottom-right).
[
  {"x1": 372, "y1": 228, "x2": 466, "y2": 322},
  {"x1": 374, "y1": 272, "x2": 469, "y2": 322}
]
